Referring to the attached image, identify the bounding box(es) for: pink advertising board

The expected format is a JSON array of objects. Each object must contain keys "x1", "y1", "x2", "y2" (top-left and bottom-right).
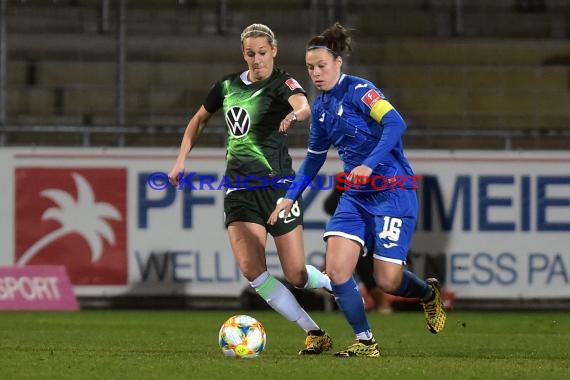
[{"x1": 0, "y1": 266, "x2": 79, "y2": 310}]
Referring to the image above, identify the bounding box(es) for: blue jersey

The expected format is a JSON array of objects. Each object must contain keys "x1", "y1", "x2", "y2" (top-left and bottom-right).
[{"x1": 286, "y1": 74, "x2": 417, "y2": 215}]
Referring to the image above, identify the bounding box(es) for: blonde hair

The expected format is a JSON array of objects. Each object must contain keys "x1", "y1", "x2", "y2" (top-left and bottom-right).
[{"x1": 240, "y1": 23, "x2": 277, "y2": 48}]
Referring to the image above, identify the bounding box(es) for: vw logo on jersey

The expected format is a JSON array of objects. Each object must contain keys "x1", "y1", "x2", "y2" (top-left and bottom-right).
[{"x1": 225, "y1": 106, "x2": 251, "y2": 138}]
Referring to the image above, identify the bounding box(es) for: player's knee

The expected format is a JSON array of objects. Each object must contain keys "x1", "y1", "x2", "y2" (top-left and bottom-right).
[
  {"x1": 285, "y1": 269, "x2": 308, "y2": 288},
  {"x1": 376, "y1": 276, "x2": 400, "y2": 294},
  {"x1": 240, "y1": 266, "x2": 268, "y2": 283},
  {"x1": 325, "y1": 267, "x2": 352, "y2": 285}
]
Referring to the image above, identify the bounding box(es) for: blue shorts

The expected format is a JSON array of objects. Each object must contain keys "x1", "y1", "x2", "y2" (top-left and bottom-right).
[{"x1": 324, "y1": 190, "x2": 417, "y2": 265}]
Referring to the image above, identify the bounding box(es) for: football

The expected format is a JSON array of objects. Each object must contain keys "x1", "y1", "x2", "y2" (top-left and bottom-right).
[{"x1": 218, "y1": 315, "x2": 266, "y2": 358}]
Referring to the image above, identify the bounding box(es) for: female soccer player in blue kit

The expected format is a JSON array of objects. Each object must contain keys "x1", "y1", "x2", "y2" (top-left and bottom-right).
[{"x1": 269, "y1": 23, "x2": 446, "y2": 357}]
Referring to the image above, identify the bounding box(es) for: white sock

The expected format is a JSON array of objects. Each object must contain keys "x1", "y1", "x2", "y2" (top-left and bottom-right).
[
  {"x1": 304, "y1": 264, "x2": 332, "y2": 292},
  {"x1": 250, "y1": 271, "x2": 320, "y2": 332},
  {"x1": 356, "y1": 330, "x2": 374, "y2": 341}
]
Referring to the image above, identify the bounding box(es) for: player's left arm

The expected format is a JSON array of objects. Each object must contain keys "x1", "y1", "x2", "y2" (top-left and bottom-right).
[
  {"x1": 355, "y1": 87, "x2": 407, "y2": 171},
  {"x1": 288, "y1": 93, "x2": 311, "y2": 122},
  {"x1": 280, "y1": 93, "x2": 311, "y2": 134}
]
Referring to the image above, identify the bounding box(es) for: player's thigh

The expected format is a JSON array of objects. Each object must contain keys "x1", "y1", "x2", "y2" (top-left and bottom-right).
[
  {"x1": 325, "y1": 236, "x2": 361, "y2": 284},
  {"x1": 373, "y1": 214, "x2": 416, "y2": 265},
  {"x1": 265, "y1": 187, "x2": 304, "y2": 237},
  {"x1": 324, "y1": 201, "x2": 369, "y2": 253},
  {"x1": 224, "y1": 190, "x2": 265, "y2": 227}
]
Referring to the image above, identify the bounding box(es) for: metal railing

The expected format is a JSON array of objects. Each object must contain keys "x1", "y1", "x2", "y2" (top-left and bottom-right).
[{"x1": 2, "y1": 123, "x2": 569, "y2": 150}]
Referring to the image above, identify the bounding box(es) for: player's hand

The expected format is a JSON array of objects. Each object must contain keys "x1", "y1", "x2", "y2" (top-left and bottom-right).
[
  {"x1": 278, "y1": 112, "x2": 297, "y2": 134},
  {"x1": 267, "y1": 198, "x2": 294, "y2": 225},
  {"x1": 347, "y1": 165, "x2": 372, "y2": 183},
  {"x1": 168, "y1": 162, "x2": 185, "y2": 187}
]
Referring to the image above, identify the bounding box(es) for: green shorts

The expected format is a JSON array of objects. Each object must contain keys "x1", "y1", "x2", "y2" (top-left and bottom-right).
[{"x1": 223, "y1": 187, "x2": 304, "y2": 237}]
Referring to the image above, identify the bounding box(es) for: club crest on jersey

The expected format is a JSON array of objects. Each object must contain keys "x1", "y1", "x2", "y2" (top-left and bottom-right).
[
  {"x1": 225, "y1": 106, "x2": 251, "y2": 138},
  {"x1": 285, "y1": 78, "x2": 302, "y2": 91},
  {"x1": 361, "y1": 89, "x2": 383, "y2": 109}
]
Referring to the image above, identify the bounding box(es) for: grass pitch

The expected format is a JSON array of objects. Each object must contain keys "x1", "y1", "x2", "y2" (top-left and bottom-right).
[{"x1": 0, "y1": 310, "x2": 568, "y2": 380}]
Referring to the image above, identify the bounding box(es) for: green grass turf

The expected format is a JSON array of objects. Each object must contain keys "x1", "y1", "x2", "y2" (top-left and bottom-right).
[{"x1": 0, "y1": 310, "x2": 568, "y2": 380}]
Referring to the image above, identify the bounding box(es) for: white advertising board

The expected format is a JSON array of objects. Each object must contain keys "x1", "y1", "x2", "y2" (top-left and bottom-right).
[{"x1": 1, "y1": 148, "x2": 568, "y2": 299}]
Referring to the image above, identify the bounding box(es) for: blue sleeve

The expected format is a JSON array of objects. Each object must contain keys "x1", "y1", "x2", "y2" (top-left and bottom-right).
[
  {"x1": 284, "y1": 150, "x2": 328, "y2": 201},
  {"x1": 362, "y1": 109, "x2": 407, "y2": 169},
  {"x1": 285, "y1": 111, "x2": 330, "y2": 200}
]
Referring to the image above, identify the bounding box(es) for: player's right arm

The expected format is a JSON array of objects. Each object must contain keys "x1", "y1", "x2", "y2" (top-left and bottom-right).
[
  {"x1": 169, "y1": 81, "x2": 223, "y2": 186},
  {"x1": 168, "y1": 106, "x2": 213, "y2": 186}
]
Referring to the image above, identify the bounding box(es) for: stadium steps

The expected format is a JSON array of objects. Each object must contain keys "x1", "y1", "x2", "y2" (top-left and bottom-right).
[
  {"x1": 350, "y1": 0, "x2": 567, "y2": 38},
  {"x1": 353, "y1": 38, "x2": 570, "y2": 66},
  {"x1": 404, "y1": 130, "x2": 570, "y2": 150},
  {"x1": 351, "y1": 64, "x2": 570, "y2": 132},
  {"x1": 8, "y1": 84, "x2": 206, "y2": 117},
  {"x1": 356, "y1": 65, "x2": 569, "y2": 91},
  {"x1": 8, "y1": 32, "x2": 570, "y2": 67},
  {"x1": 4, "y1": 0, "x2": 570, "y2": 149},
  {"x1": 404, "y1": 113, "x2": 570, "y2": 131},
  {"x1": 7, "y1": 60, "x2": 246, "y2": 89},
  {"x1": 396, "y1": 91, "x2": 570, "y2": 119},
  {"x1": 7, "y1": 5, "x2": 98, "y2": 34}
]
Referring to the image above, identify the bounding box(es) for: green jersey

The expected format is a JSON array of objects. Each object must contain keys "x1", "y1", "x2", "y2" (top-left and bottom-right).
[{"x1": 203, "y1": 68, "x2": 306, "y2": 188}]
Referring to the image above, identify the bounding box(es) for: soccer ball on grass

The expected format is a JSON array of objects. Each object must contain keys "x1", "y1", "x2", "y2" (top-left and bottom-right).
[{"x1": 218, "y1": 315, "x2": 266, "y2": 358}]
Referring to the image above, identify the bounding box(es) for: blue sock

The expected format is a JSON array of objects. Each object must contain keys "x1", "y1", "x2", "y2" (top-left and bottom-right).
[
  {"x1": 332, "y1": 277, "x2": 371, "y2": 335},
  {"x1": 395, "y1": 270, "x2": 430, "y2": 299}
]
